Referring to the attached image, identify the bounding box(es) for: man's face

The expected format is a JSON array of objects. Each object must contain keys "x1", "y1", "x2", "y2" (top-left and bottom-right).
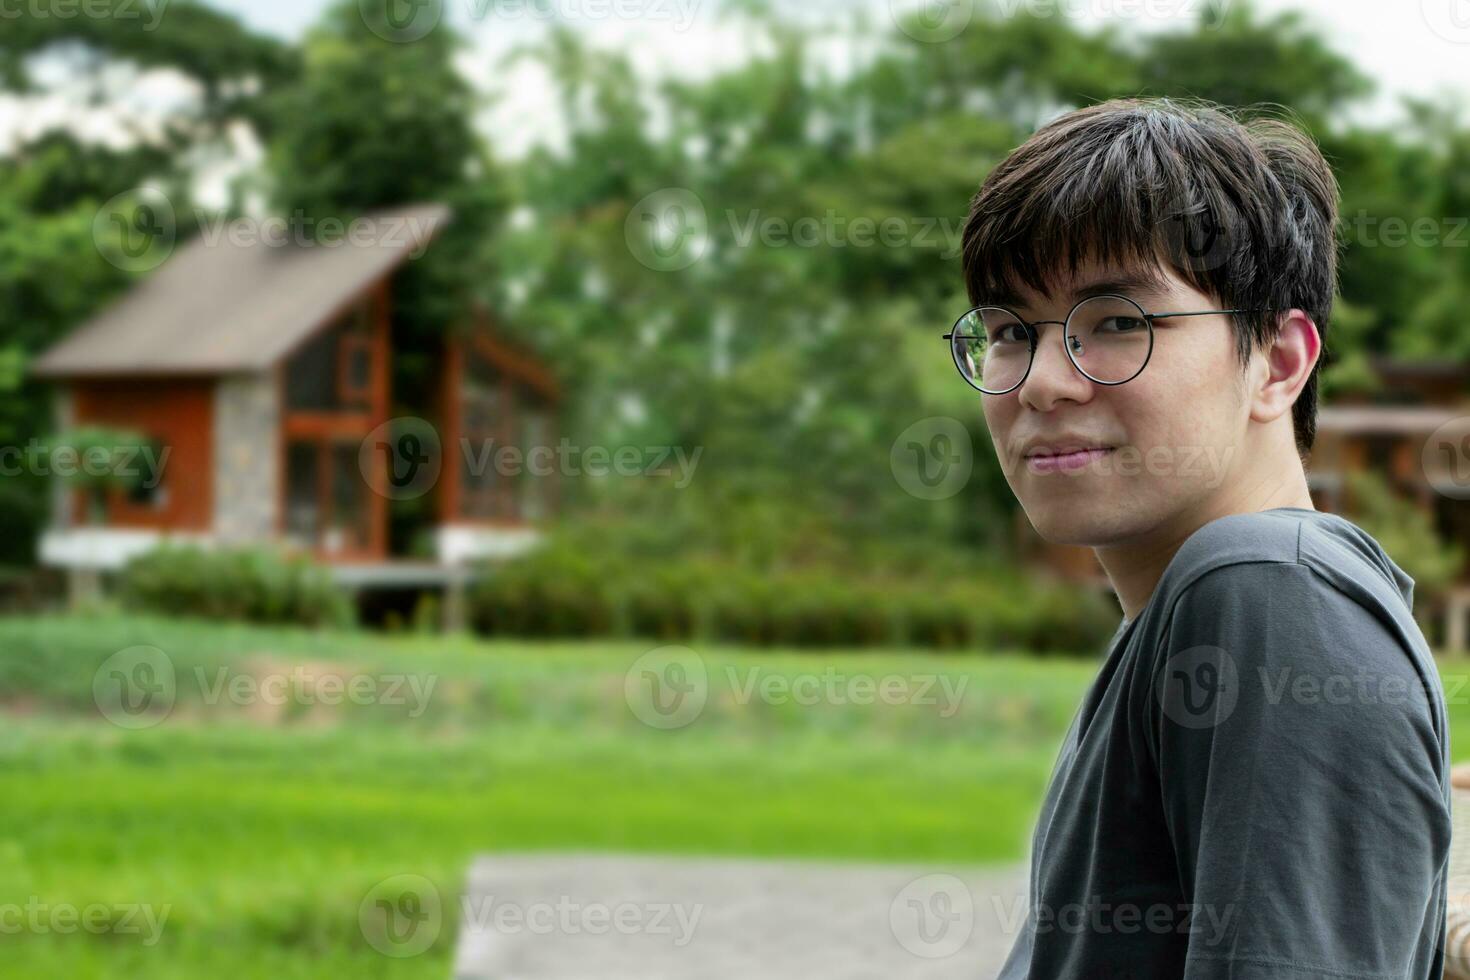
[{"x1": 980, "y1": 260, "x2": 1253, "y2": 547}]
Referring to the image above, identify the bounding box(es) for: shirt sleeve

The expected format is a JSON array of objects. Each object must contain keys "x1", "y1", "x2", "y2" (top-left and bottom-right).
[{"x1": 1146, "y1": 560, "x2": 1450, "y2": 980}]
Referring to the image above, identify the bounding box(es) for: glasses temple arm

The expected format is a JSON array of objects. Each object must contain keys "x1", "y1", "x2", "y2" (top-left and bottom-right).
[{"x1": 1146, "y1": 307, "x2": 1267, "y2": 321}]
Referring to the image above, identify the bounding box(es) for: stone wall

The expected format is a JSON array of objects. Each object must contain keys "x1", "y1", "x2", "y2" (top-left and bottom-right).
[
  {"x1": 50, "y1": 388, "x2": 74, "y2": 530},
  {"x1": 213, "y1": 372, "x2": 280, "y2": 543}
]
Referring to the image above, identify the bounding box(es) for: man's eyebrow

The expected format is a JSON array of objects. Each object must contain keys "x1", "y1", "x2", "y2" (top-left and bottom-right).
[
  {"x1": 975, "y1": 270, "x2": 1169, "y2": 312},
  {"x1": 975, "y1": 287, "x2": 1024, "y2": 308},
  {"x1": 1069, "y1": 271, "x2": 1170, "y2": 300}
]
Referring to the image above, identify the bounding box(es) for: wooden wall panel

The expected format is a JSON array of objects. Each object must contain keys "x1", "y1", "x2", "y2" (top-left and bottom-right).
[{"x1": 71, "y1": 379, "x2": 215, "y2": 531}]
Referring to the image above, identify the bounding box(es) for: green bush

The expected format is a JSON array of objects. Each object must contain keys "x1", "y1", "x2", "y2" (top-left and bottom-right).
[
  {"x1": 119, "y1": 546, "x2": 354, "y2": 628},
  {"x1": 901, "y1": 585, "x2": 980, "y2": 651},
  {"x1": 468, "y1": 534, "x2": 1120, "y2": 654},
  {"x1": 983, "y1": 579, "x2": 1120, "y2": 656},
  {"x1": 764, "y1": 574, "x2": 897, "y2": 648},
  {"x1": 1347, "y1": 470, "x2": 1464, "y2": 619},
  {"x1": 706, "y1": 566, "x2": 781, "y2": 646},
  {"x1": 469, "y1": 540, "x2": 616, "y2": 637},
  {"x1": 621, "y1": 563, "x2": 712, "y2": 641}
]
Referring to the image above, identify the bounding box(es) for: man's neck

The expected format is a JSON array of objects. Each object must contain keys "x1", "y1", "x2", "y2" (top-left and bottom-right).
[{"x1": 1094, "y1": 463, "x2": 1315, "y2": 622}]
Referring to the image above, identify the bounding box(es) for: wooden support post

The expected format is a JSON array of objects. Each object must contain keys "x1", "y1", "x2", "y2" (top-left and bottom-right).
[
  {"x1": 1448, "y1": 588, "x2": 1470, "y2": 656},
  {"x1": 68, "y1": 567, "x2": 102, "y2": 610},
  {"x1": 443, "y1": 570, "x2": 468, "y2": 634}
]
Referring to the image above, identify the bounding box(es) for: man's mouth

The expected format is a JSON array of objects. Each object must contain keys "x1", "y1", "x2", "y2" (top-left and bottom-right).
[{"x1": 1024, "y1": 447, "x2": 1114, "y2": 474}]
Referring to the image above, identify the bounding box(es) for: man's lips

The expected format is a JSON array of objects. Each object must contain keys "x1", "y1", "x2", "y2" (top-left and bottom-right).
[{"x1": 1024, "y1": 447, "x2": 1114, "y2": 474}]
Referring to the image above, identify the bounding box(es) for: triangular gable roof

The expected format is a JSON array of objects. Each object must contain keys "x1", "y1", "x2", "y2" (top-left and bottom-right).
[{"x1": 33, "y1": 203, "x2": 451, "y2": 378}]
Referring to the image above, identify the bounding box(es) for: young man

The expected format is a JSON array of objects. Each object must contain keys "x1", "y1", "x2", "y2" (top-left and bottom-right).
[{"x1": 955, "y1": 99, "x2": 1452, "y2": 978}]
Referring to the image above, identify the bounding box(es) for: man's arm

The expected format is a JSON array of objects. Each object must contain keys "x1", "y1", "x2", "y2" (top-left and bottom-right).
[{"x1": 1147, "y1": 560, "x2": 1450, "y2": 980}]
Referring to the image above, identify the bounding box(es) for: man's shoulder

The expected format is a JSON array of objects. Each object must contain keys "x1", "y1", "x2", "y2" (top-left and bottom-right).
[
  {"x1": 1133, "y1": 509, "x2": 1448, "y2": 772},
  {"x1": 1135, "y1": 508, "x2": 1433, "y2": 686},
  {"x1": 1150, "y1": 508, "x2": 1412, "y2": 623},
  {"x1": 1154, "y1": 508, "x2": 1307, "y2": 600}
]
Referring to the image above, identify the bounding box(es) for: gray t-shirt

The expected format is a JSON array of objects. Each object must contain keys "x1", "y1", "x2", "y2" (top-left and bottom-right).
[{"x1": 998, "y1": 507, "x2": 1452, "y2": 979}]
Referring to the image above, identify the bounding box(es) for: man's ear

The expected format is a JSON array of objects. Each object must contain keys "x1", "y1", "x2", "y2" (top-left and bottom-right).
[{"x1": 1250, "y1": 310, "x2": 1320, "y2": 425}]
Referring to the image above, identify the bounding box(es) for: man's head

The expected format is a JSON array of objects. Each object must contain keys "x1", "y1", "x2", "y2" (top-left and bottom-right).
[{"x1": 960, "y1": 98, "x2": 1338, "y2": 547}]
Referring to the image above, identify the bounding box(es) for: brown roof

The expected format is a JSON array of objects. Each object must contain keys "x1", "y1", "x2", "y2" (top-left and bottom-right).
[
  {"x1": 33, "y1": 203, "x2": 451, "y2": 378},
  {"x1": 1315, "y1": 405, "x2": 1465, "y2": 436},
  {"x1": 1369, "y1": 356, "x2": 1470, "y2": 382}
]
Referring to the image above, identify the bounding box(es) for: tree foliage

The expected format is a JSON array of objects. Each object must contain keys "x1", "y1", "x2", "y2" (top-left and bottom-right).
[{"x1": 0, "y1": 0, "x2": 1465, "y2": 568}]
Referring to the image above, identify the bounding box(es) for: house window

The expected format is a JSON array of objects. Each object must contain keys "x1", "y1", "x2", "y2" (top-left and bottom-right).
[
  {"x1": 126, "y1": 478, "x2": 169, "y2": 512},
  {"x1": 460, "y1": 356, "x2": 509, "y2": 521},
  {"x1": 447, "y1": 336, "x2": 559, "y2": 527},
  {"x1": 338, "y1": 305, "x2": 375, "y2": 408},
  {"x1": 328, "y1": 442, "x2": 371, "y2": 555},
  {"x1": 286, "y1": 325, "x2": 339, "y2": 411},
  {"x1": 285, "y1": 441, "x2": 321, "y2": 547},
  {"x1": 284, "y1": 439, "x2": 374, "y2": 556},
  {"x1": 285, "y1": 302, "x2": 375, "y2": 412},
  {"x1": 122, "y1": 438, "x2": 169, "y2": 512}
]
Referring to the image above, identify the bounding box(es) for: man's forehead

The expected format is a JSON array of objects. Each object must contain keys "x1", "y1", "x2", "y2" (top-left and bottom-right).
[{"x1": 985, "y1": 260, "x2": 1179, "y2": 309}]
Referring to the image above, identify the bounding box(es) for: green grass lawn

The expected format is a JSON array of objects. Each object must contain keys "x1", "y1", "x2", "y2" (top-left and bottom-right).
[
  {"x1": 2, "y1": 613, "x2": 1466, "y2": 979},
  {"x1": 0, "y1": 614, "x2": 1098, "y2": 979}
]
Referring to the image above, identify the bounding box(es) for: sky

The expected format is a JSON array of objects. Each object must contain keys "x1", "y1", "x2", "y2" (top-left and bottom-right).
[
  {"x1": 213, "y1": 0, "x2": 1470, "y2": 125},
  {"x1": 2, "y1": 0, "x2": 1468, "y2": 172}
]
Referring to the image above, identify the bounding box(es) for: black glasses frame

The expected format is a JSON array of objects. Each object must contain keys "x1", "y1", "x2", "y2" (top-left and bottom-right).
[{"x1": 942, "y1": 293, "x2": 1265, "y2": 395}]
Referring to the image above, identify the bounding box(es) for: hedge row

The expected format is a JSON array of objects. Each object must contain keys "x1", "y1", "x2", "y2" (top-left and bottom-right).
[
  {"x1": 469, "y1": 543, "x2": 1118, "y2": 654},
  {"x1": 114, "y1": 542, "x2": 1120, "y2": 654},
  {"x1": 119, "y1": 546, "x2": 355, "y2": 628}
]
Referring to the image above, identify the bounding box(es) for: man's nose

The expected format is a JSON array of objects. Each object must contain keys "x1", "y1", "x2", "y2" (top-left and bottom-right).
[{"x1": 1017, "y1": 322, "x2": 1095, "y2": 412}]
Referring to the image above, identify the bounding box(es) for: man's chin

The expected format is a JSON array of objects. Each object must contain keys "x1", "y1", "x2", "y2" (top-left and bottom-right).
[{"x1": 1023, "y1": 504, "x2": 1135, "y2": 548}]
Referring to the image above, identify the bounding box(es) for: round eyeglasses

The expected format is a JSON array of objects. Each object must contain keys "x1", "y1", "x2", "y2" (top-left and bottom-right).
[{"x1": 944, "y1": 294, "x2": 1259, "y2": 395}]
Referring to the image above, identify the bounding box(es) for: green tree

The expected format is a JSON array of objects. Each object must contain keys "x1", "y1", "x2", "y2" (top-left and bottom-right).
[{"x1": 0, "y1": 2, "x2": 293, "y2": 563}]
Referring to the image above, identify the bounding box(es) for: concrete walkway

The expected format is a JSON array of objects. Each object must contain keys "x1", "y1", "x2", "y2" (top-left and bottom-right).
[{"x1": 453, "y1": 854, "x2": 1027, "y2": 979}]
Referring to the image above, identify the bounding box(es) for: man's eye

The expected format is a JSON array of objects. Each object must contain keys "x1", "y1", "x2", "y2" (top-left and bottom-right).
[
  {"x1": 1097, "y1": 316, "x2": 1147, "y2": 334},
  {"x1": 991, "y1": 324, "x2": 1028, "y2": 344}
]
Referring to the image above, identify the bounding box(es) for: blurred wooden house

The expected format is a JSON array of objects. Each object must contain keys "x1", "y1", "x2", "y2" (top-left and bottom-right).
[
  {"x1": 31, "y1": 203, "x2": 559, "y2": 600},
  {"x1": 1025, "y1": 358, "x2": 1470, "y2": 649}
]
